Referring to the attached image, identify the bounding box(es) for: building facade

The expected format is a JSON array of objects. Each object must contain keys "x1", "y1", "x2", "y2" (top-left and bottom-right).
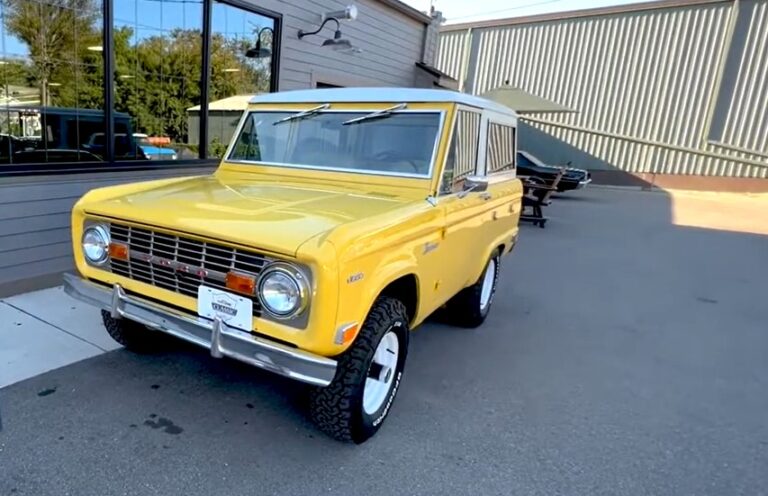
[
  {"x1": 437, "y1": 0, "x2": 768, "y2": 183},
  {"x1": 0, "y1": 0, "x2": 442, "y2": 295}
]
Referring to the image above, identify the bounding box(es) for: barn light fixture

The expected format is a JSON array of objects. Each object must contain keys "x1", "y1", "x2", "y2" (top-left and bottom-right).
[
  {"x1": 298, "y1": 17, "x2": 354, "y2": 51},
  {"x1": 245, "y1": 27, "x2": 274, "y2": 59}
]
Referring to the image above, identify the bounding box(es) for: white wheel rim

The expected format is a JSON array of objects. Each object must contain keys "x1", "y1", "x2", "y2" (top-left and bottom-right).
[
  {"x1": 479, "y1": 259, "x2": 496, "y2": 311},
  {"x1": 363, "y1": 330, "x2": 400, "y2": 415}
]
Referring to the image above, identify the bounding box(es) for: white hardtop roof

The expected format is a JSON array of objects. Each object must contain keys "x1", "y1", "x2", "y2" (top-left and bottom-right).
[{"x1": 249, "y1": 88, "x2": 516, "y2": 115}]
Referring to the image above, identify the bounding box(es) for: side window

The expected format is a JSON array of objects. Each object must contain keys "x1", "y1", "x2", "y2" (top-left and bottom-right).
[
  {"x1": 486, "y1": 122, "x2": 516, "y2": 174},
  {"x1": 440, "y1": 109, "x2": 480, "y2": 195}
]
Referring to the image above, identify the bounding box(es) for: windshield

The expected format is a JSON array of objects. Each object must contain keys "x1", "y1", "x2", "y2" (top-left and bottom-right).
[{"x1": 228, "y1": 111, "x2": 442, "y2": 177}]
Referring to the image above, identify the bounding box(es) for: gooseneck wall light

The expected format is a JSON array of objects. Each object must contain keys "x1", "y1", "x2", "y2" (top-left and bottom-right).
[
  {"x1": 245, "y1": 27, "x2": 274, "y2": 59},
  {"x1": 297, "y1": 17, "x2": 354, "y2": 51}
]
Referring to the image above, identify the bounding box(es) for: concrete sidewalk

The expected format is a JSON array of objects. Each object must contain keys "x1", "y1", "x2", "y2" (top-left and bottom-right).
[{"x1": 0, "y1": 286, "x2": 120, "y2": 388}]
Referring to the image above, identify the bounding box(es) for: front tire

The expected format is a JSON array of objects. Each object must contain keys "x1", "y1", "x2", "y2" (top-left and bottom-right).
[
  {"x1": 101, "y1": 310, "x2": 166, "y2": 353},
  {"x1": 309, "y1": 297, "x2": 409, "y2": 443},
  {"x1": 447, "y1": 250, "x2": 501, "y2": 328}
]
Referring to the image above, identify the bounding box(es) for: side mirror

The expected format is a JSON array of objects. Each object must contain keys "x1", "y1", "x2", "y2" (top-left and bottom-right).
[
  {"x1": 464, "y1": 175, "x2": 489, "y2": 192},
  {"x1": 457, "y1": 175, "x2": 489, "y2": 198}
]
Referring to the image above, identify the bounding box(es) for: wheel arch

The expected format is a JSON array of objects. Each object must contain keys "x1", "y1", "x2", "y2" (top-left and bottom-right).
[{"x1": 376, "y1": 273, "x2": 419, "y2": 325}]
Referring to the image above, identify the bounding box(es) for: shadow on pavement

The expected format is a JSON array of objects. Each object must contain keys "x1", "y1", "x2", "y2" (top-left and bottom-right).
[{"x1": 2, "y1": 186, "x2": 768, "y2": 496}]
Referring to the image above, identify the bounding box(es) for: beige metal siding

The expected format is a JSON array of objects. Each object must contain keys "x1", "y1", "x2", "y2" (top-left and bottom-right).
[
  {"x1": 437, "y1": 0, "x2": 768, "y2": 178},
  {"x1": 435, "y1": 30, "x2": 471, "y2": 90},
  {"x1": 716, "y1": 0, "x2": 768, "y2": 157},
  {"x1": 264, "y1": 0, "x2": 428, "y2": 89}
]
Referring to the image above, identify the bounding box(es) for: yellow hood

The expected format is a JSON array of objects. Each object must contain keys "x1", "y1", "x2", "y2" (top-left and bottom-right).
[{"x1": 82, "y1": 175, "x2": 412, "y2": 256}]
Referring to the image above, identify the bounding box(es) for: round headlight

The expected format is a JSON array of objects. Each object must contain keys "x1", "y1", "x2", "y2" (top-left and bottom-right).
[
  {"x1": 82, "y1": 225, "x2": 110, "y2": 264},
  {"x1": 258, "y1": 264, "x2": 309, "y2": 318}
]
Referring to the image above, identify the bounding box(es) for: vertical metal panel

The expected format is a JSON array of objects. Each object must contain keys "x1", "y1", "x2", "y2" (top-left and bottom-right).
[
  {"x1": 435, "y1": 30, "x2": 470, "y2": 82},
  {"x1": 720, "y1": 0, "x2": 768, "y2": 155},
  {"x1": 437, "y1": 0, "x2": 768, "y2": 178}
]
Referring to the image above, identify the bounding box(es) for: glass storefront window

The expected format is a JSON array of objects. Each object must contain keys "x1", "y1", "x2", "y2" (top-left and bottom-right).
[
  {"x1": 114, "y1": 0, "x2": 203, "y2": 161},
  {"x1": 207, "y1": 1, "x2": 275, "y2": 158},
  {"x1": 0, "y1": 0, "x2": 279, "y2": 172},
  {"x1": 0, "y1": 0, "x2": 105, "y2": 165}
]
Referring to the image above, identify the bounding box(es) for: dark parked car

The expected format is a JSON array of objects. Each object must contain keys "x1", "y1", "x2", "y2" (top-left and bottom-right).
[{"x1": 517, "y1": 150, "x2": 591, "y2": 191}]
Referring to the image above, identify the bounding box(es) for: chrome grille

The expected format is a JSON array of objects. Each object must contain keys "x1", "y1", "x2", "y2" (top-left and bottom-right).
[{"x1": 108, "y1": 223, "x2": 268, "y2": 317}]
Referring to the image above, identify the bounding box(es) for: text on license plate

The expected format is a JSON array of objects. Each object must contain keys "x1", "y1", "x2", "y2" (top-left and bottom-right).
[{"x1": 197, "y1": 286, "x2": 253, "y2": 331}]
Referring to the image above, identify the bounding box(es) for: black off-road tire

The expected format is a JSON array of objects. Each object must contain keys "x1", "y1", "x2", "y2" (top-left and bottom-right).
[
  {"x1": 101, "y1": 310, "x2": 167, "y2": 353},
  {"x1": 447, "y1": 250, "x2": 501, "y2": 328},
  {"x1": 309, "y1": 297, "x2": 409, "y2": 443}
]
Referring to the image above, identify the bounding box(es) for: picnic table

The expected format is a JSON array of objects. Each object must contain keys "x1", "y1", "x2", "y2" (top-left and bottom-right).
[{"x1": 518, "y1": 170, "x2": 565, "y2": 228}]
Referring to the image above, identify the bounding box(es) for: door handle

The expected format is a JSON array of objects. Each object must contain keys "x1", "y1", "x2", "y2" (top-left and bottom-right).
[{"x1": 480, "y1": 192, "x2": 492, "y2": 201}]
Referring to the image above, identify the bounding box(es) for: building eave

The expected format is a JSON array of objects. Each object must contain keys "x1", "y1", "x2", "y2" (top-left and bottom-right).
[{"x1": 376, "y1": 0, "x2": 432, "y2": 24}]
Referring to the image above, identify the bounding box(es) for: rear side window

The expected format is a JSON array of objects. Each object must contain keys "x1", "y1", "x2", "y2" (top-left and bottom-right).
[
  {"x1": 440, "y1": 109, "x2": 480, "y2": 195},
  {"x1": 486, "y1": 122, "x2": 516, "y2": 173}
]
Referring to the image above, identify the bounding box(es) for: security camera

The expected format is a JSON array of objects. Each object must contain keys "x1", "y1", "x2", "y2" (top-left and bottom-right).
[{"x1": 322, "y1": 5, "x2": 358, "y2": 21}]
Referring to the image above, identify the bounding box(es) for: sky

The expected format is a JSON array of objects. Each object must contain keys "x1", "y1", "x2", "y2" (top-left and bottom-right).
[
  {"x1": 1, "y1": 0, "x2": 273, "y2": 58},
  {"x1": 402, "y1": 0, "x2": 644, "y2": 24}
]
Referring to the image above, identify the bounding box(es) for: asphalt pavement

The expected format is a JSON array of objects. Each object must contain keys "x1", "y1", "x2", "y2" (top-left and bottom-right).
[{"x1": 1, "y1": 187, "x2": 767, "y2": 495}]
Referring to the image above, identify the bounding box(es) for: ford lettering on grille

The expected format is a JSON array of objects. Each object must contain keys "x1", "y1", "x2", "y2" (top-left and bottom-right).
[{"x1": 108, "y1": 223, "x2": 270, "y2": 317}]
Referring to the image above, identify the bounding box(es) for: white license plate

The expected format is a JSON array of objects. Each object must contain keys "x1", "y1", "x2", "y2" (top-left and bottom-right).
[{"x1": 197, "y1": 286, "x2": 253, "y2": 332}]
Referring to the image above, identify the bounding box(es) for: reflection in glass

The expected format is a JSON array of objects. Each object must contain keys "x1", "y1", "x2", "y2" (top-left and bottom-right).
[
  {"x1": 114, "y1": 0, "x2": 203, "y2": 161},
  {"x1": 206, "y1": 1, "x2": 274, "y2": 158},
  {"x1": 0, "y1": 0, "x2": 105, "y2": 164}
]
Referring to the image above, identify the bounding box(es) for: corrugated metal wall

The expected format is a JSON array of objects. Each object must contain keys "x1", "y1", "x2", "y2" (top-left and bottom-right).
[
  {"x1": 437, "y1": 0, "x2": 768, "y2": 178},
  {"x1": 715, "y1": 0, "x2": 768, "y2": 157}
]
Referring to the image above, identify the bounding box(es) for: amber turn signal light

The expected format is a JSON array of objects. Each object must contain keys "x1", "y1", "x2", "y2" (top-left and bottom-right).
[
  {"x1": 108, "y1": 242, "x2": 129, "y2": 261},
  {"x1": 226, "y1": 271, "x2": 256, "y2": 295},
  {"x1": 341, "y1": 324, "x2": 359, "y2": 344},
  {"x1": 335, "y1": 323, "x2": 359, "y2": 345}
]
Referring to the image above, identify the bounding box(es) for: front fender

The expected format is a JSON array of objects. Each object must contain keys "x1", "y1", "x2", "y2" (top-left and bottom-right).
[{"x1": 334, "y1": 252, "x2": 419, "y2": 351}]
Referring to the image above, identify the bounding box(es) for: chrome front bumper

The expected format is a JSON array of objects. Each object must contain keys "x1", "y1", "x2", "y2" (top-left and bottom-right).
[
  {"x1": 577, "y1": 177, "x2": 592, "y2": 189},
  {"x1": 63, "y1": 273, "x2": 337, "y2": 387}
]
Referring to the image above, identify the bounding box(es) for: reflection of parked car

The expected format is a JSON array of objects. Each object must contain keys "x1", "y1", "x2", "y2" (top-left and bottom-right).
[
  {"x1": 0, "y1": 133, "x2": 29, "y2": 163},
  {"x1": 0, "y1": 107, "x2": 145, "y2": 163},
  {"x1": 516, "y1": 150, "x2": 591, "y2": 191},
  {"x1": 132, "y1": 133, "x2": 177, "y2": 160},
  {"x1": 84, "y1": 133, "x2": 149, "y2": 161},
  {"x1": 13, "y1": 149, "x2": 102, "y2": 163},
  {"x1": 64, "y1": 88, "x2": 524, "y2": 443}
]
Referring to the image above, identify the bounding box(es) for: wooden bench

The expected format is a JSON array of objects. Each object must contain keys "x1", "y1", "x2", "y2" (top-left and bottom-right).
[{"x1": 520, "y1": 168, "x2": 565, "y2": 228}]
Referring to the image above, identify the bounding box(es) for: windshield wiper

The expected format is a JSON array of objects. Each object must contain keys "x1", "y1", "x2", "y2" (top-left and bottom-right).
[
  {"x1": 342, "y1": 103, "x2": 407, "y2": 126},
  {"x1": 273, "y1": 103, "x2": 330, "y2": 125}
]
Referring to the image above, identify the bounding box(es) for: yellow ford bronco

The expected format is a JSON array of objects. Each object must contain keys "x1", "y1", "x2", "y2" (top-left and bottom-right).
[{"x1": 65, "y1": 88, "x2": 523, "y2": 443}]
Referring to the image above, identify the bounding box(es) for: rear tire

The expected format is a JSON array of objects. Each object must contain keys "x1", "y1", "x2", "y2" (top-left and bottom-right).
[
  {"x1": 101, "y1": 310, "x2": 166, "y2": 353},
  {"x1": 309, "y1": 297, "x2": 409, "y2": 443},
  {"x1": 447, "y1": 250, "x2": 501, "y2": 328}
]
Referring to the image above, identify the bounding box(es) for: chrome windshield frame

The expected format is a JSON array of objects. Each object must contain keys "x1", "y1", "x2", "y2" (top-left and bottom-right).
[{"x1": 224, "y1": 108, "x2": 446, "y2": 180}]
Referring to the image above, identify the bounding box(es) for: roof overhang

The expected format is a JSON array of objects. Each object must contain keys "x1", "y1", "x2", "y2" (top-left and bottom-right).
[
  {"x1": 415, "y1": 62, "x2": 459, "y2": 90},
  {"x1": 480, "y1": 86, "x2": 576, "y2": 114},
  {"x1": 376, "y1": 0, "x2": 432, "y2": 24}
]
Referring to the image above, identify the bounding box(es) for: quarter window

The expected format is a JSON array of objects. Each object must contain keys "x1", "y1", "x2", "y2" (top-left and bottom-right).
[
  {"x1": 440, "y1": 109, "x2": 480, "y2": 195},
  {"x1": 486, "y1": 122, "x2": 516, "y2": 173}
]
